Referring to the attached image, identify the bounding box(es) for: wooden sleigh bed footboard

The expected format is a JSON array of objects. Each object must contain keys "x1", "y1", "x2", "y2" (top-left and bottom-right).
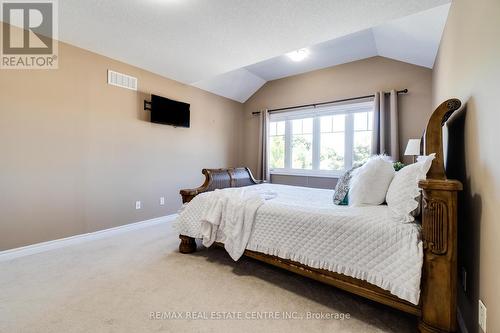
[{"x1": 178, "y1": 99, "x2": 463, "y2": 333}]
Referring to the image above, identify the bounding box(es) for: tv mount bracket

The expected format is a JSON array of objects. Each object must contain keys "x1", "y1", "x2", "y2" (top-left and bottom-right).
[{"x1": 144, "y1": 100, "x2": 152, "y2": 111}]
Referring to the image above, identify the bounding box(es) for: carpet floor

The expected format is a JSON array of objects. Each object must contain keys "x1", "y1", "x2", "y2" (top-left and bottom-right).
[{"x1": 0, "y1": 221, "x2": 417, "y2": 333}]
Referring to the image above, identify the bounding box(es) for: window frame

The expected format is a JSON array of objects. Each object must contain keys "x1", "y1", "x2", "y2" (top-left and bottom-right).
[{"x1": 268, "y1": 100, "x2": 374, "y2": 178}]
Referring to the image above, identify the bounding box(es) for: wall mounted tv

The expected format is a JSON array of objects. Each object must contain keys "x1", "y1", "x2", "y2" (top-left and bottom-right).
[{"x1": 149, "y1": 94, "x2": 190, "y2": 128}]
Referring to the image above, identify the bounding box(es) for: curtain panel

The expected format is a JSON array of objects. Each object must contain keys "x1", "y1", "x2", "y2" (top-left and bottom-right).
[
  {"x1": 371, "y1": 90, "x2": 399, "y2": 161},
  {"x1": 257, "y1": 109, "x2": 270, "y2": 181}
]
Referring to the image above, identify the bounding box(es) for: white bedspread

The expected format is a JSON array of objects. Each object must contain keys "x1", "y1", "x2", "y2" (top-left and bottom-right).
[{"x1": 174, "y1": 183, "x2": 423, "y2": 305}]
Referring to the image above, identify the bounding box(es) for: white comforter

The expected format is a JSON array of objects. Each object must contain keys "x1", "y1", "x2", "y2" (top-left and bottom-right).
[{"x1": 174, "y1": 183, "x2": 423, "y2": 305}]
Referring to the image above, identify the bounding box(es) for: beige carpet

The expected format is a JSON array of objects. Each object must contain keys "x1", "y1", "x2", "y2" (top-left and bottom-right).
[{"x1": 0, "y1": 221, "x2": 417, "y2": 333}]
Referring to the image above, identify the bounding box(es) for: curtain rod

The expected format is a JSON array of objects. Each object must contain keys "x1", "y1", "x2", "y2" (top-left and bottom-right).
[{"x1": 252, "y1": 89, "x2": 408, "y2": 115}]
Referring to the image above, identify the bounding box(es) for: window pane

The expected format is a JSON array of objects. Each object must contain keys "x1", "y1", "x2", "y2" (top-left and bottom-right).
[
  {"x1": 269, "y1": 122, "x2": 277, "y2": 136},
  {"x1": 354, "y1": 112, "x2": 368, "y2": 131},
  {"x1": 291, "y1": 118, "x2": 313, "y2": 170},
  {"x1": 320, "y1": 132, "x2": 344, "y2": 170},
  {"x1": 291, "y1": 128, "x2": 313, "y2": 170},
  {"x1": 270, "y1": 135, "x2": 285, "y2": 169},
  {"x1": 269, "y1": 121, "x2": 285, "y2": 169},
  {"x1": 332, "y1": 114, "x2": 345, "y2": 132},
  {"x1": 292, "y1": 119, "x2": 302, "y2": 134},
  {"x1": 302, "y1": 118, "x2": 313, "y2": 134},
  {"x1": 276, "y1": 121, "x2": 285, "y2": 135},
  {"x1": 292, "y1": 118, "x2": 313, "y2": 135},
  {"x1": 353, "y1": 130, "x2": 372, "y2": 167},
  {"x1": 367, "y1": 111, "x2": 373, "y2": 131},
  {"x1": 320, "y1": 116, "x2": 332, "y2": 133},
  {"x1": 319, "y1": 115, "x2": 345, "y2": 171}
]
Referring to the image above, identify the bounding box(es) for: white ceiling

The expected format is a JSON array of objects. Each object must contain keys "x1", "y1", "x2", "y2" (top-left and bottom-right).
[
  {"x1": 372, "y1": 4, "x2": 450, "y2": 68},
  {"x1": 54, "y1": 0, "x2": 450, "y2": 102},
  {"x1": 245, "y1": 29, "x2": 379, "y2": 82},
  {"x1": 193, "y1": 68, "x2": 266, "y2": 103},
  {"x1": 196, "y1": 4, "x2": 451, "y2": 102}
]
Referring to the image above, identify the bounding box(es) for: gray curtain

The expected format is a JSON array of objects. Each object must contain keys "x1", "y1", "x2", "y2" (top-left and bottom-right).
[
  {"x1": 257, "y1": 109, "x2": 270, "y2": 181},
  {"x1": 371, "y1": 90, "x2": 399, "y2": 160}
]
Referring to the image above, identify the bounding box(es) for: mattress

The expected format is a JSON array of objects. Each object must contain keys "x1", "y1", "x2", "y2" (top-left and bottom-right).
[{"x1": 174, "y1": 183, "x2": 423, "y2": 304}]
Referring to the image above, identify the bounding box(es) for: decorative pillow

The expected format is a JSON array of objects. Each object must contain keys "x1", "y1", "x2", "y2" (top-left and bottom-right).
[
  {"x1": 386, "y1": 154, "x2": 435, "y2": 222},
  {"x1": 339, "y1": 191, "x2": 349, "y2": 205},
  {"x1": 348, "y1": 155, "x2": 395, "y2": 206},
  {"x1": 333, "y1": 168, "x2": 356, "y2": 205}
]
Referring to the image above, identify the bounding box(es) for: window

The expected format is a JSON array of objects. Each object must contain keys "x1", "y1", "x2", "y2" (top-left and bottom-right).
[{"x1": 268, "y1": 101, "x2": 373, "y2": 177}]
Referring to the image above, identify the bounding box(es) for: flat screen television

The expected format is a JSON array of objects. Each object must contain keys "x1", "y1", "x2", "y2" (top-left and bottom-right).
[{"x1": 150, "y1": 94, "x2": 190, "y2": 128}]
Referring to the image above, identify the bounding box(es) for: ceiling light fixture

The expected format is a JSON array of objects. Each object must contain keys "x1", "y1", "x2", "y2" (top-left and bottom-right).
[{"x1": 286, "y1": 48, "x2": 310, "y2": 62}]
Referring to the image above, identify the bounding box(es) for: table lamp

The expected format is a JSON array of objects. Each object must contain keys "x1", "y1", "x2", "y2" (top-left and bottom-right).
[{"x1": 404, "y1": 139, "x2": 421, "y2": 163}]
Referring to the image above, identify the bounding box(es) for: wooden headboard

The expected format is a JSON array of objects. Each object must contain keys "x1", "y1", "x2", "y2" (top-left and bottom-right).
[
  {"x1": 423, "y1": 98, "x2": 462, "y2": 180},
  {"x1": 180, "y1": 167, "x2": 261, "y2": 203}
]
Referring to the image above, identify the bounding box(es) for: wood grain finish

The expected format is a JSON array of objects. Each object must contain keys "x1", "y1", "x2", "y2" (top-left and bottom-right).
[
  {"x1": 179, "y1": 167, "x2": 260, "y2": 203},
  {"x1": 178, "y1": 99, "x2": 463, "y2": 333},
  {"x1": 418, "y1": 180, "x2": 461, "y2": 333},
  {"x1": 179, "y1": 235, "x2": 197, "y2": 254},
  {"x1": 424, "y1": 99, "x2": 461, "y2": 180},
  {"x1": 417, "y1": 98, "x2": 463, "y2": 333}
]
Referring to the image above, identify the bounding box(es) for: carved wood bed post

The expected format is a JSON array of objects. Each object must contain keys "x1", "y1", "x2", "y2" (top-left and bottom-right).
[
  {"x1": 179, "y1": 235, "x2": 197, "y2": 254},
  {"x1": 418, "y1": 99, "x2": 462, "y2": 333}
]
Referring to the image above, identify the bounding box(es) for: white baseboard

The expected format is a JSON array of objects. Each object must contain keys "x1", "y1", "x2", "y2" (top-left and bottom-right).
[
  {"x1": 0, "y1": 214, "x2": 178, "y2": 262},
  {"x1": 457, "y1": 306, "x2": 469, "y2": 333}
]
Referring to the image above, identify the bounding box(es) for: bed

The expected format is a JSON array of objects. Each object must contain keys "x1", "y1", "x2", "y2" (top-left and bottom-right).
[{"x1": 175, "y1": 99, "x2": 462, "y2": 333}]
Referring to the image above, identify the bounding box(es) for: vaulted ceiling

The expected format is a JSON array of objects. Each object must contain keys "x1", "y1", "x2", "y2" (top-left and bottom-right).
[{"x1": 57, "y1": 0, "x2": 451, "y2": 102}]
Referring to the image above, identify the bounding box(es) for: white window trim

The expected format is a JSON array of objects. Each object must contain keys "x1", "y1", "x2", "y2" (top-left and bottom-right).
[
  {"x1": 270, "y1": 169, "x2": 345, "y2": 178},
  {"x1": 268, "y1": 100, "x2": 374, "y2": 178}
]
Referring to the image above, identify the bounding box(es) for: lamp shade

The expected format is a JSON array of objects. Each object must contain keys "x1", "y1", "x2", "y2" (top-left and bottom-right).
[{"x1": 404, "y1": 139, "x2": 421, "y2": 156}]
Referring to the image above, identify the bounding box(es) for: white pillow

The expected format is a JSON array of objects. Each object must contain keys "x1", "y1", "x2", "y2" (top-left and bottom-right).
[
  {"x1": 348, "y1": 155, "x2": 395, "y2": 206},
  {"x1": 386, "y1": 154, "x2": 435, "y2": 222}
]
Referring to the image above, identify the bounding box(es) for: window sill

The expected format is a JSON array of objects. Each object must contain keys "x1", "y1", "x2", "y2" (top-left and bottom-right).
[{"x1": 270, "y1": 170, "x2": 342, "y2": 179}]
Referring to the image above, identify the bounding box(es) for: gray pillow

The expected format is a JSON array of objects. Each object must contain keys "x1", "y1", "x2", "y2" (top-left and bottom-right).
[{"x1": 333, "y1": 168, "x2": 356, "y2": 205}]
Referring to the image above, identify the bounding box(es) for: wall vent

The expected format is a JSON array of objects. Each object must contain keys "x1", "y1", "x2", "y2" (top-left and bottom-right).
[{"x1": 107, "y1": 70, "x2": 138, "y2": 91}]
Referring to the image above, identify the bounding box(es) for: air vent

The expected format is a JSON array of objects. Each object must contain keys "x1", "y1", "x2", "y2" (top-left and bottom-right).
[{"x1": 107, "y1": 70, "x2": 138, "y2": 91}]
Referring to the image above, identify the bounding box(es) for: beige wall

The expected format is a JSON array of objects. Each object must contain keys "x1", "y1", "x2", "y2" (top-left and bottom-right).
[
  {"x1": 0, "y1": 31, "x2": 244, "y2": 250},
  {"x1": 432, "y1": 0, "x2": 500, "y2": 332},
  {"x1": 242, "y1": 56, "x2": 433, "y2": 181}
]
